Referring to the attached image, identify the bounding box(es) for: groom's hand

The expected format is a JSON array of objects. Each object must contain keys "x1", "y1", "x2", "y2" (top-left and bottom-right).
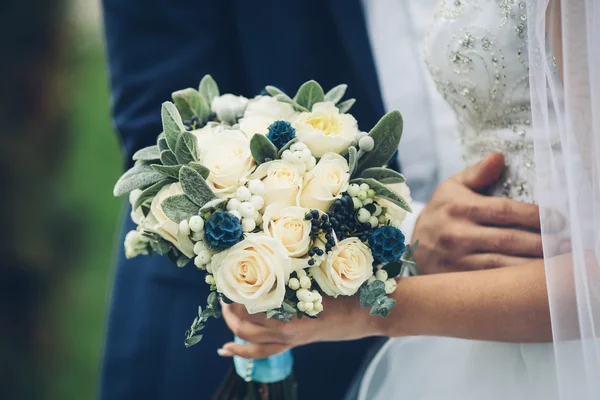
[{"x1": 413, "y1": 153, "x2": 544, "y2": 274}]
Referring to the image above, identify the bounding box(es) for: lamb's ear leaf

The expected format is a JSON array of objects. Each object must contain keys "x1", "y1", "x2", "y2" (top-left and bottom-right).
[
  {"x1": 355, "y1": 111, "x2": 403, "y2": 174},
  {"x1": 172, "y1": 88, "x2": 202, "y2": 121},
  {"x1": 132, "y1": 145, "x2": 161, "y2": 162},
  {"x1": 114, "y1": 162, "x2": 164, "y2": 197},
  {"x1": 133, "y1": 179, "x2": 171, "y2": 210},
  {"x1": 359, "y1": 167, "x2": 406, "y2": 184},
  {"x1": 294, "y1": 80, "x2": 324, "y2": 110},
  {"x1": 161, "y1": 194, "x2": 199, "y2": 224},
  {"x1": 161, "y1": 102, "x2": 186, "y2": 150},
  {"x1": 174, "y1": 131, "x2": 198, "y2": 164},
  {"x1": 198, "y1": 74, "x2": 220, "y2": 105},
  {"x1": 179, "y1": 166, "x2": 216, "y2": 207},
  {"x1": 250, "y1": 134, "x2": 278, "y2": 164},
  {"x1": 336, "y1": 98, "x2": 356, "y2": 113},
  {"x1": 324, "y1": 84, "x2": 347, "y2": 104}
]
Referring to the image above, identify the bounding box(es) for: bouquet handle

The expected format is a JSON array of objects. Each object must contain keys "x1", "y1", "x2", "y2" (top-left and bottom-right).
[{"x1": 232, "y1": 337, "x2": 294, "y2": 383}]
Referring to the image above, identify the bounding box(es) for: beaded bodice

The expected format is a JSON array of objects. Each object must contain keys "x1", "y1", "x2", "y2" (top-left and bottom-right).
[{"x1": 424, "y1": 0, "x2": 535, "y2": 202}]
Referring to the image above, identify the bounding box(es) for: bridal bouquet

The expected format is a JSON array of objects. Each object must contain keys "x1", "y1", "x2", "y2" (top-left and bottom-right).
[{"x1": 114, "y1": 75, "x2": 416, "y2": 398}]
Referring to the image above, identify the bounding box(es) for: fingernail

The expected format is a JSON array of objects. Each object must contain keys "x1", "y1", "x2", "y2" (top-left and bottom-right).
[{"x1": 217, "y1": 348, "x2": 233, "y2": 357}]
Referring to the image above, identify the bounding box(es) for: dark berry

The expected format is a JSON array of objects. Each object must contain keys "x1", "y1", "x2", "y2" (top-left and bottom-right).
[
  {"x1": 312, "y1": 210, "x2": 319, "y2": 218},
  {"x1": 305, "y1": 213, "x2": 312, "y2": 220},
  {"x1": 308, "y1": 250, "x2": 315, "y2": 257},
  {"x1": 308, "y1": 259, "x2": 315, "y2": 266}
]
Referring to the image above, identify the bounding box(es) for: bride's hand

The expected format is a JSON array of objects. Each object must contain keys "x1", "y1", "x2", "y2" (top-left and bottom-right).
[{"x1": 219, "y1": 296, "x2": 387, "y2": 359}]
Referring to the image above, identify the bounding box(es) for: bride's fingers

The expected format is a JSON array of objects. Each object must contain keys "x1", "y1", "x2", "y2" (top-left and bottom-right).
[
  {"x1": 222, "y1": 306, "x2": 286, "y2": 343},
  {"x1": 473, "y1": 227, "x2": 544, "y2": 257},
  {"x1": 461, "y1": 253, "x2": 535, "y2": 270},
  {"x1": 219, "y1": 342, "x2": 289, "y2": 359},
  {"x1": 469, "y1": 197, "x2": 541, "y2": 230}
]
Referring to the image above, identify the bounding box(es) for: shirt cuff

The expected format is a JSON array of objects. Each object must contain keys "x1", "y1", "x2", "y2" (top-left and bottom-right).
[{"x1": 400, "y1": 200, "x2": 425, "y2": 243}]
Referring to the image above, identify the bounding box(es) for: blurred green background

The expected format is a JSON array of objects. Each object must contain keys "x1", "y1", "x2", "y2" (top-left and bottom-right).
[
  {"x1": 0, "y1": 0, "x2": 123, "y2": 398},
  {"x1": 51, "y1": 2, "x2": 122, "y2": 398}
]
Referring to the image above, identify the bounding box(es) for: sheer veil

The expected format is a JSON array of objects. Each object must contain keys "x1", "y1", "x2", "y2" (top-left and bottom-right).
[{"x1": 527, "y1": 0, "x2": 600, "y2": 398}]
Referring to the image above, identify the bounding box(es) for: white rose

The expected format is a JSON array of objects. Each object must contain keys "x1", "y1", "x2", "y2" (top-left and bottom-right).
[
  {"x1": 378, "y1": 182, "x2": 412, "y2": 227},
  {"x1": 238, "y1": 96, "x2": 296, "y2": 138},
  {"x1": 211, "y1": 94, "x2": 248, "y2": 124},
  {"x1": 250, "y1": 160, "x2": 303, "y2": 209},
  {"x1": 194, "y1": 129, "x2": 255, "y2": 197},
  {"x1": 263, "y1": 204, "x2": 312, "y2": 257},
  {"x1": 210, "y1": 234, "x2": 298, "y2": 314},
  {"x1": 191, "y1": 122, "x2": 227, "y2": 153},
  {"x1": 143, "y1": 183, "x2": 195, "y2": 258},
  {"x1": 293, "y1": 101, "x2": 359, "y2": 158},
  {"x1": 310, "y1": 237, "x2": 374, "y2": 297},
  {"x1": 299, "y1": 152, "x2": 349, "y2": 211},
  {"x1": 129, "y1": 189, "x2": 145, "y2": 224}
]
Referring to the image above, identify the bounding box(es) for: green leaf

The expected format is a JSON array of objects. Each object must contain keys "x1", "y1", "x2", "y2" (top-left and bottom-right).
[
  {"x1": 400, "y1": 241, "x2": 420, "y2": 276},
  {"x1": 359, "y1": 167, "x2": 406, "y2": 184},
  {"x1": 265, "y1": 86, "x2": 287, "y2": 97},
  {"x1": 351, "y1": 178, "x2": 412, "y2": 212},
  {"x1": 324, "y1": 84, "x2": 347, "y2": 104},
  {"x1": 294, "y1": 80, "x2": 324, "y2": 110},
  {"x1": 275, "y1": 94, "x2": 309, "y2": 112},
  {"x1": 172, "y1": 88, "x2": 202, "y2": 121},
  {"x1": 348, "y1": 146, "x2": 358, "y2": 177},
  {"x1": 200, "y1": 198, "x2": 227, "y2": 214},
  {"x1": 250, "y1": 134, "x2": 278, "y2": 164},
  {"x1": 336, "y1": 98, "x2": 356, "y2": 113},
  {"x1": 161, "y1": 102, "x2": 185, "y2": 151},
  {"x1": 175, "y1": 254, "x2": 191, "y2": 268},
  {"x1": 161, "y1": 194, "x2": 200, "y2": 223},
  {"x1": 114, "y1": 162, "x2": 164, "y2": 196},
  {"x1": 199, "y1": 74, "x2": 220, "y2": 105},
  {"x1": 158, "y1": 137, "x2": 169, "y2": 152},
  {"x1": 160, "y1": 150, "x2": 178, "y2": 165},
  {"x1": 184, "y1": 335, "x2": 203, "y2": 348},
  {"x1": 149, "y1": 237, "x2": 172, "y2": 255},
  {"x1": 356, "y1": 111, "x2": 403, "y2": 174},
  {"x1": 175, "y1": 131, "x2": 198, "y2": 164},
  {"x1": 220, "y1": 294, "x2": 234, "y2": 305},
  {"x1": 277, "y1": 137, "x2": 298, "y2": 158},
  {"x1": 369, "y1": 296, "x2": 397, "y2": 317},
  {"x1": 188, "y1": 162, "x2": 210, "y2": 179},
  {"x1": 179, "y1": 166, "x2": 216, "y2": 207},
  {"x1": 133, "y1": 145, "x2": 161, "y2": 161},
  {"x1": 382, "y1": 262, "x2": 403, "y2": 278},
  {"x1": 358, "y1": 280, "x2": 386, "y2": 308},
  {"x1": 134, "y1": 179, "x2": 170, "y2": 210},
  {"x1": 151, "y1": 164, "x2": 182, "y2": 179}
]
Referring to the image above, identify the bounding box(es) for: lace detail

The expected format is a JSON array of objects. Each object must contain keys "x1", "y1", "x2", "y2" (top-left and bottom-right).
[{"x1": 425, "y1": 0, "x2": 535, "y2": 203}]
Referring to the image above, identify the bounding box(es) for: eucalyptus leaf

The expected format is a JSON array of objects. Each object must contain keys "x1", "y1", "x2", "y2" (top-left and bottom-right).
[
  {"x1": 175, "y1": 131, "x2": 198, "y2": 164},
  {"x1": 348, "y1": 146, "x2": 358, "y2": 177},
  {"x1": 220, "y1": 295, "x2": 234, "y2": 305},
  {"x1": 359, "y1": 167, "x2": 406, "y2": 184},
  {"x1": 184, "y1": 335, "x2": 203, "y2": 348},
  {"x1": 336, "y1": 98, "x2": 356, "y2": 113},
  {"x1": 175, "y1": 254, "x2": 191, "y2": 268},
  {"x1": 369, "y1": 296, "x2": 397, "y2": 317},
  {"x1": 277, "y1": 137, "x2": 299, "y2": 158},
  {"x1": 199, "y1": 74, "x2": 219, "y2": 105},
  {"x1": 356, "y1": 111, "x2": 403, "y2": 174},
  {"x1": 351, "y1": 178, "x2": 412, "y2": 212},
  {"x1": 200, "y1": 198, "x2": 227, "y2": 214},
  {"x1": 294, "y1": 80, "x2": 324, "y2": 110},
  {"x1": 149, "y1": 237, "x2": 172, "y2": 256},
  {"x1": 188, "y1": 162, "x2": 210, "y2": 179},
  {"x1": 275, "y1": 94, "x2": 309, "y2": 112},
  {"x1": 160, "y1": 150, "x2": 178, "y2": 165},
  {"x1": 158, "y1": 137, "x2": 169, "y2": 152},
  {"x1": 161, "y1": 102, "x2": 185, "y2": 150},
  {"x1": 358, "y1": 280, "x2": 386, "y2": 308},
  {"x1": 151, "y1": 164, "x2": 182, "y2": 179},
  {"x1": 172, "y1": 88, "x2": 202, "y2": 121},
  {"x1": 265, "y1": 85, "x2": 286, "y2": 97},
  {"x1": 161, "y1": 194, "x2": 200, "y2": 223},
  {"x1": 134, "y1": 179, "x2": 170, "y2": 210},
  {"x1": 114, "y1": 162, "x2": 164, "y2": 196},
  {"x1": 324, "y1": 84, "x2": 347, "y2": 104},
  {"x1": 250, "y1": 134, "x2": 278, "y2": 164},
  {"x1": 133, "y1": 145, "x2": 161, "y2": 161},
  {"x1": 179, "y1": 166, "x2": 216, "y2": 207}
]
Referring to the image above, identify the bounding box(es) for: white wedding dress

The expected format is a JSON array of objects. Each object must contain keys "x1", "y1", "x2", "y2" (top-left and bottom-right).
[{"x1": 359, "y1": 1, "x2": 560, "y2": 399}]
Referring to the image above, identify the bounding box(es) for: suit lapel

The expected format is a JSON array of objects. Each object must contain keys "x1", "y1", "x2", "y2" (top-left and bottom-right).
[{"x1": 327, "y1": 0, "x2": 384, "y2": 117}]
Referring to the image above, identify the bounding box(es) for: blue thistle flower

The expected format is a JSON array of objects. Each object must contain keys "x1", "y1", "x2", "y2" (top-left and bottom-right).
[
  {"x1": 267, "y1": 120, "x2": 296, "y2": 150},
  {"x1": 204, "y1": 211, "x2": 243, "y2": 249},
  {"x1": 368, "y1": 226, "x2": 406, "y2": 263}
]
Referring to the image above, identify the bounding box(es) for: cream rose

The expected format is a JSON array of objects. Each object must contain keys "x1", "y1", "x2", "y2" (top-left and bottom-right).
[
  {"x1": 129, "y1": 189, "x2": 145, "y2": 224},
  {"x1": 379, "y1": 182, "x2": 412, "y2": 227},
  {"x1": 293, "y1": 101, "x2": 359, "y2": 158},
  {"x1": 194, "y1": 129, "x2": 255, "y2": 197},
  {"x1": 238, "y1": 96, "x2": 296, "y2": 138},
  {"x1": 211, "y1": 94, "x2": 248, "y2": 124},
  {"x1": 299, "y1": 152, "x2": 349, "y2": 211},
  {"x1": 210, "y1": 234, "x2": 297, "y2": 314},
  {"x1": 310, "y1": 237, "x2": 374, "y2": 297},
  {"x1": 250, "y1": 160, "x2": 303, "y2": 209},
  {"x1": 263, "y1": 204, "x2": 312, "y2": 257},
  {"x1": 143, "y1": 183, "x2": 195, "y2": 258}
]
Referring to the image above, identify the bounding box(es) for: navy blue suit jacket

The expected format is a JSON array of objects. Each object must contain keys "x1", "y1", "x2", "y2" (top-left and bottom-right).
[{"x1": 101, "y1": 1, "x2": 395, "y2": 399}]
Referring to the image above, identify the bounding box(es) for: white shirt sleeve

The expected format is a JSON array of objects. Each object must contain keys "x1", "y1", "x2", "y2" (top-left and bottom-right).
[{"x1": 400, "y1": 200, "x2": 425, "y2": 243}]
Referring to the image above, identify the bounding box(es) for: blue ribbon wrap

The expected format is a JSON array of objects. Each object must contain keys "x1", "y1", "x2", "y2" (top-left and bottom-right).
[{"x1": 232, "y1": 336, "x2": 294, "y2": 383}]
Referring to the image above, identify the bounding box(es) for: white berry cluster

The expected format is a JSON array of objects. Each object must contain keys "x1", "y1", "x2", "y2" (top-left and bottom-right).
[
  {"x1": 347, "y1": 182, "x2": 385, "y2": 228},
  {"x1": 227, "y1": 179, "x2": 265, "y2": 232},
  {"x1": 192, "y1": 237, "x2": 213, "y2": 269},
  {"x1": 179, "y1": 215, "x2": 205, "y2": 241},
  {"x1": 281, "y1": 142, "x2": 316, "y2": 173},
  {"x1": 354, "y1": 132, "x2": 375, "y2": 153},
  {"x1": 368, "y1": 265, "x2": 398, "y2": 294},
  {"x1": 288, "y1": 270, "x2": 323, "y2": 316}
]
